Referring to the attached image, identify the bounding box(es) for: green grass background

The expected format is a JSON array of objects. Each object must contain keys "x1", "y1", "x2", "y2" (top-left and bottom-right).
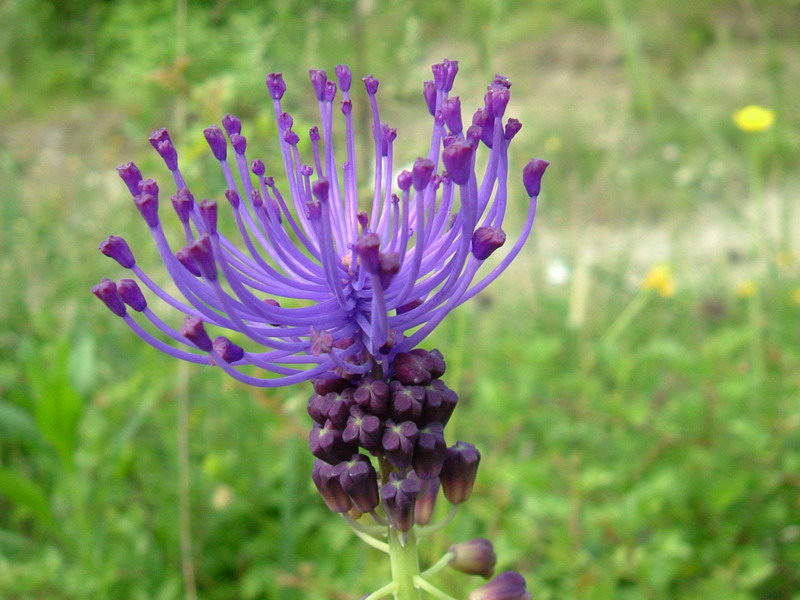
[{"x1": 1, "y1": 0, "x2": 799, "y2": 598}]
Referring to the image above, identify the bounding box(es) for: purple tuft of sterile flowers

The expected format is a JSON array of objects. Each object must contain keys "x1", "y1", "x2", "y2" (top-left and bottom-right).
[{"x1": 94, "y1": 58, "x2": 548, "y2": 388}]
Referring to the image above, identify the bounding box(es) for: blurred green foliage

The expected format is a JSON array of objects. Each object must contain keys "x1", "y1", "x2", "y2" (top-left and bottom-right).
[{"x1": 1, "y1": 0, "x2": 799, "y2": 599}]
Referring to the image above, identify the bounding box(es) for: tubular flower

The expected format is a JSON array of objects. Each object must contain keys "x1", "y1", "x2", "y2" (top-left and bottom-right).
[{"x1": 95, "y1": 60, "x2": 548, "y2": 387}]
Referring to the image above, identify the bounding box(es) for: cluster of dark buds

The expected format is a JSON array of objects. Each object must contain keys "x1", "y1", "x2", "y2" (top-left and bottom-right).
[{"x1": 94, "y1": 59, "x2": 545, "y2": 600}]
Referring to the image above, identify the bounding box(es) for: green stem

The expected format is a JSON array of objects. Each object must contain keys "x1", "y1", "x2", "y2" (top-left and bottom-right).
[
  {"x1": 420, "y1": 552, "x2": 454, "y2": 579},
  {"x1": 413, "y1": 577, "x2": 459, "y2": 600},
  {"x1": 388, "y1": 528, "x2": 422, "y2": 600},
  {"x1": 364, "y1": 581, "x2": 397, "y2": 600}
]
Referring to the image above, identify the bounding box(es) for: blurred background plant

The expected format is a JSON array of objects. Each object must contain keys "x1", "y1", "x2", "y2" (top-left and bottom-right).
[{"x1": 1, "y1": 0, "x2": 798, "y2": 599}]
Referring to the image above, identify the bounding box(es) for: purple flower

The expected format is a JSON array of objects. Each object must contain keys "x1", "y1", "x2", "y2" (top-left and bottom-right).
[{"x1": 96, "y1": 60, "x2": 547, "y2": 387}]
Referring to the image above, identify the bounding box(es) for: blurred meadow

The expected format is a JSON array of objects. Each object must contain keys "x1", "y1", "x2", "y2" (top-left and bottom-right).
[{"x1": 1, "y1": 0, "x2": 799, "y2": 598}]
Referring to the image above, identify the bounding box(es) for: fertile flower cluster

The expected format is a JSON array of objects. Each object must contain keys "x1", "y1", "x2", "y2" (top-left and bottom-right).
[{"x1": 93, "y1": 60, "x2": 548, "y2": 388}]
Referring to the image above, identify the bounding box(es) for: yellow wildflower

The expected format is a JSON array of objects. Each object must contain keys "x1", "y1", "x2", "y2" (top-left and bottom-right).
[
  {"x1": 733, "y1": 105, "x2": 775, "y2": 133},
  {"x1": 642, "y1": 265, "x2": 675, "y2": 298},
  {"x1": 736, "y1": 280, "x2": 758, "y2": 298}
]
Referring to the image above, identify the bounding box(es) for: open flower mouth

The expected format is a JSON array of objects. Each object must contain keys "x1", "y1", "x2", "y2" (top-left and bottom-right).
[{"x1": 94, "y1": 60, "x2": 548, "y2": 387}]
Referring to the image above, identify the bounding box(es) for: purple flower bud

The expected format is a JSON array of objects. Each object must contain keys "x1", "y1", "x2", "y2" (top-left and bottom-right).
[
  {"x1": 381, "y1": 472, "x2": 421, "y2": 532},
  {"x1": 442, "y1": 141, "x2": 473, "y2": 185},
  {"x1": 118, "y1": 278, "x2": 147, "y2": 311},
  {"x1": 313, "y1": 376, "x2": 353, "y2": 397},
  {"x1": 353, "y1": 375, "x2": 390, "y2": 417},
  {"x1": 203, "y1": 125, "x2": 227, "y2": 161},
  {"x1": 278, "y1": 112, "x2": 294, "y2": 131},
  {"x1": 148, "y1": 128, "x2": 172, "y2": 150},
  {"x1": 324, "y1": 388, "x2": 356, "y2": 429},
  {"x1": 355, "y1": 233, "x2": 380, "y2": 273},
  {"x1": 312, "y1": 460, "x2": 352, "y2": 513},
  {"x1": 363, "y1": 75, "x2": 379, "y2": 95},
  {"x1": 283, "y1": 129, "x2": 300, "y2": 146},
  {"x1": 490, "y1": 87, "x2": 510, "y2": 118},
  {"x1": 134, "y1": 193, "x2": 159, "y2": 228},
  {"x1": 341, "y1": 99, "x2": 353, "y2": 115},
  {"x1": 186, "y1": 233, "x2": 217, "y2": 281},
  {"x1": 440, "y1": 441, "x2": 480, "y2": 504},
  {"x1": 92, "y1": 278, "x2": 126, "y2": 317},
  {"x1": 306, "y1": 201, "x2": 322, "y2": 221},
  {"x1": 394, "y1": 349, "x2": 435, "y2": 385},
  {"x1": 171, "y1": 188, "x2": 194, "y2": 223},
  {"x1": 342, "y1": 406, "x2": 383, "y2": 451},
  {"x1": 413, "y1": 422, "x2": 446, "y2": 479},
  {"x1": 199, "y1": 199, "x2": 218, "y2": 234},
  {"x1": 414, "y1": 478, "x2": 439, "y2": 525},
  {"x1": 423, "y1": 80, "x2": 437, "y2": 115},
  {"x1": 466, "y1": 124, "x2": 483, "y2": 148},
  {"x1": 432, "y1": 61, "x2": 448, "y2": 91},
  {"x1": 138, "y1": 178, "x2": 159, "y2": 197},
  {"x1": 491, "y1": 74, "x2": 512, "y2": 89},
  {"x1": 390, "y1": 380, "x2": 425, "y2": 422},
  {"x1": 504, "y1": 118, "x2": 522, "y2": 140},
  {"x1": 445, "y1": 59, "x2": 459, "y2": 91},
  {"x1": 378, "y1": 252, "x2": 400, "y2": 289},
  {"x1": 224, "y1": 188, "x2": 240, "y2": 208},
  {"x1": 522, "y1": 158, "x2": 550, "y2": 197},
  {"x1": 117, "y1": 162, "x2": 143, "y2": 196},
  {"x1": 412, "y1": 157, "x2": 435, "y2": 191},
  {"x1": 309, "y1": 126, "x2": 320, "y2": 143},
  {"x1": 176, "y1": 247, "x2": 201, "y2": 276},
  {"x1": 181, "y1": 316, "x2": 213, "y2": 351},
  {"x1": 357, "y1": 210, "x2": 370, "y2": 231},
  {"x1": 333, "y1": 454, "x2": 380, "y2": 513},
  {"x1": 156, "y1": 140, "x2": 178, "y2": 171},
  {"x1": 324, "y1": 81, "x2": 337, "y2": 102},
  {"x1": 429, "y1": 349, "x2": 446, "y2": 378},
  {"x1": 309, "y1": 69, "x2": 328, "y2": 101},
  {"x1": 441, "y1": 96, "x2": 463, "y2": 135},
  {"x1": 468, "y1": 572, "x2": 529, "y2": 600},
  {"x1": 221, "y1": 114, "x2": 242, "y2": 136},
  {"x1": 420, "y1": 379, "x2": 458, "y2": 426},
  {"x1": 449, "y1": 538, "x2": 497, "y2": 579},
  {"x1": 310, "y1": 327, "x2": 333, "y2": 355},
  {"x1": 230, "y1": 133, "x2": 247, "y2": 155},
  {"x1": 397, "y1": 170, "x2": 412, "y2": 191},
  {"x1": 251, "y1": 159, "x2": 266, "y2": 176},
  {"x1": 309, "y1": 420, "x2": 356, "y2": 464},
  {"x1": 265, "y1": 73, "x2": 286, "y2": 100},
  {"x1": 212, "y1": 336, "x2": 244, "y2": 363},
  {"x1": 471, "y1": 227, "x2": 506, "y2": 260},
  {"x1": 307, "y1": 393, "x2": 328, "y2": 424},
  {"x1": 99, "y1": 235, "x2": 135, "y2": 268},
  {"x1": 335, "y1": 64, "x2": 352, "y2": 92},
  {"x1": 382, "y1": 419, "x2": 418, "y2": 470},
  {"x1": 312, "y1": 179, "x2": 330, "y2": 203}
]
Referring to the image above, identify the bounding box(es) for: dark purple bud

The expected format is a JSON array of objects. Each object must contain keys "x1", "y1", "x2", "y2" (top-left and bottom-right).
[
  {"x1": 342, "y1": 406, "x2": 383, "y2": 451},
  {"x1": 199, "y1": 199, "x2": 218, "y2": 234},
  {"x1": 324, "y1": 388, "x2": 356, "y2": 429},
  {"x1": 251, "y1": 159, "x2": 266, "y2": 176},
  {"x1": 442, "y1": 141, "x2": 473, "y2": 185},
  {"x1": 313, "y1": 376, "x2": 352, "y2": 396},
  {"x1": 385, "y1": 126, "x2": 397, "y2": 144},
  {"x1": 411, "y1": 157, "x2": 435, "y2": 191},
  {"x1": 353, "y1": 375, "x2": 390, "y2": 417},
  {"x1": 415, "y1": 478, "x2": 439, "y2": 526},
  {"x1": 441, "y1": 96, "x2": 463, "y2": 135},
  {"x1": 134, "y1": 193, "x2": 159, "y2": 228},
  {"x1": 324, "y1": 81, "x2": 337, "y2": 102},
  {"x1": 466, "y1": 124, "x2": 482, "y2": 148},
  {"x1": 118, "y1": 278, "x2": 147, "y2": 311},
  {"x1": 429, "y1": 349, "x2": 446, "y2": 378},
  {"x1": 171, "y1": 188, "x2": 194, "y2": 223},
  {"x1": 230, "y1": 133, "x2": 247, "y2": 155},
  {"x1": 283, "y1": 129, "x2": 300, "y2": 146},
  {"x1": 181, "y1": 316, "x2": 213, "y2": 351},
  {"x1": 92, "y1": 278, "x2": 126, "y2": 317},
  {"x1": 186, "y1": 233, "x2": 217, "y2": 281},
  {"x1": 396, "y1": 299, "x2": 423, "y2": 315},
  {"x1": 312, "y1": 460, "x2": 352, "y2": 513},
  {"x1": 390, "y1": 380, "x2": 425, "y2": 422},
  {"x1": 203, "y1": 125, "x2": 227, "y2": 161},
  {"x1": 378, "y1": 252, "x2": 400, "y2": 289},
  {"x1": 265, "y1": 72, "x2": 286, "y2": 100},
  {"x1": 362, "y1": 75, "x2": 379, "y2": 95},
  {"x1": 333, "y1": 454, "x2": 380, "y2": 513},
  {"x1": 117, "y1": 162, "x2": 143, "y2": 196},
  {"x1": 156, "y1": 140, "x2": 178, "y2": 170},
  {"x1": 522, "y1": 158, "x2": 550, "y2": 197},
  {"x1": 307, "y1": 394, "x2": 328, "y2": 425},
  {"x1": 263, "y1": 176, "x2": 275, "y2": 187},
  {"x1": 445, "y1": 59, "x2": 459, "y2": 91},
  {"x1": 413, "y1": 422, "x2": 446, "y2": 479},
  {"x1": 504, "y1": 118, "x2": 522, "y2": 140},
  {"x1": 224, "y1": 188, "x2": 240, "y2": 208},
  {"x1": 449, "y1": 539, "x2": 497, "y2": 579},
  {"x1": 491, "y1": 74, "x2": 512, "y2": 90},
  {"x1": 99, "y1": 235, "x2": 135, "y2": 268},
  {"x1": 310, "y1": 328, "x2": 333, "y2": 355},
  {"x1": 420, "y1": 379, "x2": 458, "y2": 426},
  {"x1": 468, "y1": 572, "x2": 529, "y2": 600},
  {"x1": 357, "y1": 210, "x2": 369, "y2": 231},
  {"x1": 471, "y1": 227, "x2": 506, "y2": 260},
  {"x1": 341, "y1": 99, "x2": 353, "y2": 115},
  {"x1": 221, "y1": 114, "x2": 242, "y2": 136},
  {"x1": 250, "y1": 189, "x2": 263, "y2": 207},
  {"x1": 176, "y1": 247, "x2": 201, "y2": 276},
  {"x1": 355, "y1": 233, "x2": 380, "y2": 273},
  {"x1": 490, "y1": 87, "x2": 510, "y2": 118},
  {"x1": 308, "y1": 69, "x2": 327, "y2": 100},
  {"x1": 148, "y1": 128, "x2": 172, "y2": 150},
  {"x1": 138, "y1": 178, "x2": 159, "y2": 197},
  {"x1": 312, "y1": 179, "x2": 330, "y2": 203},
  {"x1": 394, "y1": 349, "x2": 434, "y2": 385},
  {"x1": 440, "y1": 441, "x2": 480, "y2": 504},
  {"x1": 212, "y1": 336, "x2": 244, "y2": 363},
  {"x1": 432, "y1": 61, "x2": 448, "y2": 91},
  {"x1": 335, "y1": 64, "x2": 352, "y2": 92},
  {"x1": 380, "y1": 472, "x2": 420, "y2": 532},
  {"x1": 309, "y1": 126, "x2": 320, "y2": 142},
  {"x1": 397, "y1": 170, "x2": 412, "y2": 192},
  {"x1": 299, "y1": 164, "x2": 313, "y2": 177},
  {"x1": 423, "y1": 80, "x2": 437, "y2": 115},
  {"x1": 309, "y1": 420, "x2": 356, "y2": 464},
  {"x1": 278, "y1": 112, "x2": 293, "y2": 131},
  {"x1": 382, "y1": 419, "x2": 418, "y2": 470}
]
